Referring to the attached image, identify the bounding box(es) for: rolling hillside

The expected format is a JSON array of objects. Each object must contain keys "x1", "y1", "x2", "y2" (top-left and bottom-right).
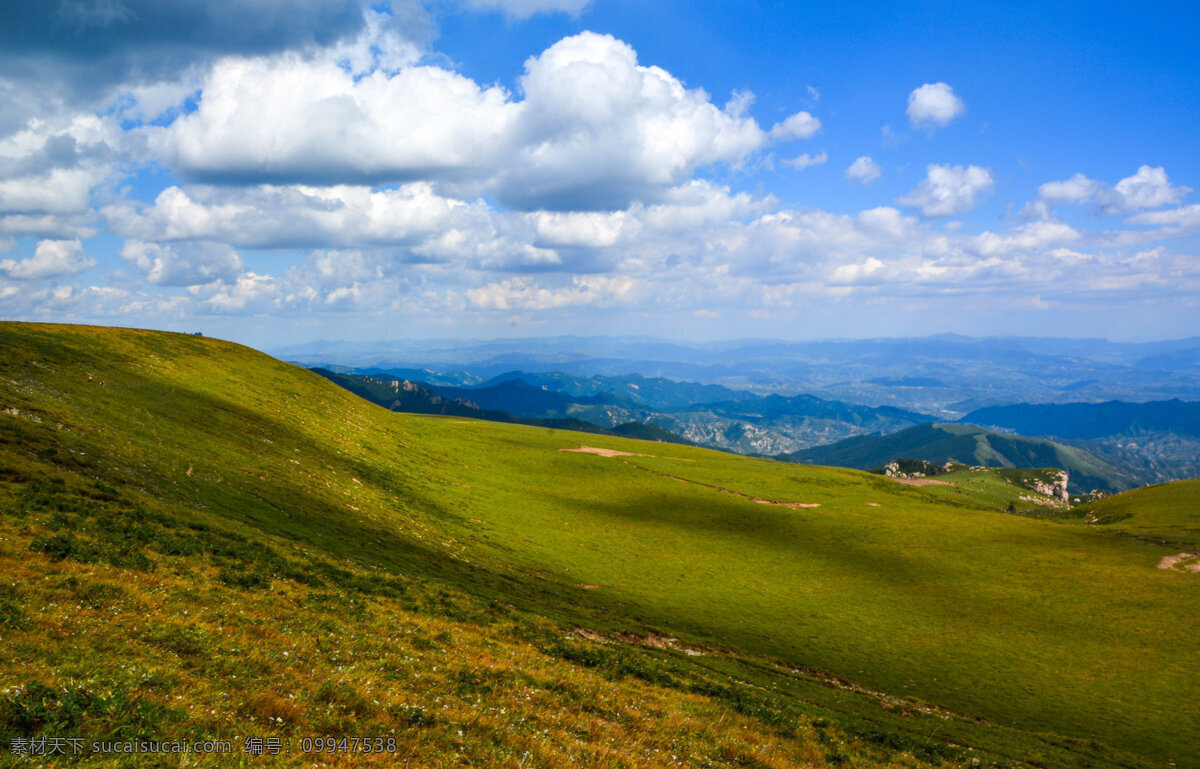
[
  {"x1": 1072, "y1": 480, "x2": 1200, "y2": 547},
  {"x1": 1, "y1": 323, "x2": 1197, "y2": 768},
  {"x1": 964, "y1": 399, "x2": 1200, "y2": 485},
  {"x1": 778, "y1": 423, "x2": 1138, "y2": 492}
]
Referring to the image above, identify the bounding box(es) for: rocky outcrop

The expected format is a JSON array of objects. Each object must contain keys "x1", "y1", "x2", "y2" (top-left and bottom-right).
[{"x1": 1027, "y1": 470, "x2": 1069, "y2": 504}]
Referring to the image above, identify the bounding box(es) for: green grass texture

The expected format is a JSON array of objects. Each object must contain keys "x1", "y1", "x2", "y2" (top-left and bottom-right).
[{"x1": 1, "y1": 322, "x2": 1196, "y2": 768}]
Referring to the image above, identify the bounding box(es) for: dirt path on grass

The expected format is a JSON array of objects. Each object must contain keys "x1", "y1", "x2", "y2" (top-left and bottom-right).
[
  {"x1": 573, "y1": 628, "x2": 715, "y2": 657},
  {"x1": 658, "y1": 473, "x2": 821, "y2": 508}
]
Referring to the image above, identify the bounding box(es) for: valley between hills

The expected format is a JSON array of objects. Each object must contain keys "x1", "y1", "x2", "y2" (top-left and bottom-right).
[{"x1": 1, "y1": 322, "x2": 1197, "y2": 768}]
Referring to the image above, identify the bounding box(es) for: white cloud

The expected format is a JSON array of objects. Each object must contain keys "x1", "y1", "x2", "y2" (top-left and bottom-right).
[
  {"x1": 104, "y1": 183, "x2": 490, "y2": 251},
  {"x1": 897, "y1": 164, "x2": 994, "y2": 217},
  {"x1": 14, "y1": 185, "x2": 1200, "y2": 326},
  {"x1": 466, "y1": 275, "x2": 635, "y2": 310},
  {"x1": 496, "y1": 33, "x2": 766, "y2": 210},
  {"x1": 1038, "y1": 173, "x2": 1099, "y2": 205},
  {"x1": 1129, "y1": 203, "x2": 1200, "y2": 230},
  {"x1": 196, "y1": 273, "x2": 280, "y2": 314},
  {"x1": 0, "y1": 239, "x2": 96, "y2": 280},
  {"x1": 974, "y1": 219, "x2": 1080, "y2": 257},
  {"x1": 1050, "y1": 248, "x2": 1096, "y2": 264},
  {"x1": 151, "y1": 55, "x2": 517, "y2": 187},
  {"x1": 461, "y1": 0, "x2": 591, "y2": 18},
  {"x1": 150, "y1": 32, "x2": 769, "y2": 212},
  {"x1": 769, "y1": 111, "x2": 821, "y2": 141},
  {"x1": 855, "y1": 207, "x2": 917, "y2": 241},
  {"x1": 783, "y1": 152, "x2": 827, "y2": 171},
  {"x1": 807, "y1": 85, "x2": 820, "y2": 103},
  {"x1": 906, "y1": 82, "x2": 965, "y2": 128},
  {"x1": 1111, "y1": 166, "x2": 1190, "y2": 211},
  {"x1": 830, "y1": 257, "x2": 885, "y2": 285},
  {"x1": 1038, "y1": 166, "x2": 1190, "y2": 214},
  {"x1": 120, "y1": 240, "x2": 244, "y2": 286},
  {"x1": 845, "y1": 156, "x2": 882, "y2": 184},
  {"x1": 102, "y1": 178, "x2": 774, "y2": 285},
  {"x1": 724, "y1": 89, "x2": 755, "y2": 118},
  {"x1": 0, "y1": 112, "x2": 121, "y2": 238},
  {"x1": 530, "y1": 210, "x2": 632, "y2": 248},
  {"x1": 327, "y1": 5, "x2": 427, "y2": 75}
]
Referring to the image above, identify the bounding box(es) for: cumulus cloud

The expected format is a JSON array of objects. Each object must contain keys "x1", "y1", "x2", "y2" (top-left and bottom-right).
[
  {"x1": 151, "y1": 56, "x2": 516, "y2": 186},
  {"x1": 0, "y1": 112, "x2": 121, "y2": 238},
  {"x1": 10, "y1": 183, "x2": 1200, "y2": 327},
  {"x1": 485, "y1": 33, "x2": 767, "y2": 210},
  {"x1": 120, "y1": 240, "x2": 244, "y2": 286},
  {"x1": 530, "y1": 210, "x2": 631, "y2": 248},
  {"x1": 195, "y1": 272, "x2": 280, "y2": 314},
  {"x1": 897, "y1": 164, "x2": 994, "y2": 217},
  {"x1": 906, "y1": 82, "x2": 965, "y2": 128},
  {"x1": 1038, "y1": 166, "x2": 1190, "y2": 214},
  {"x1": 150, "y1": 32, "x2": 768, "y2": 211},
  {"x1": 769, "y1": 111, "x2": 821, "y2": 141},
  {"x1": 721, "y1": 206, "x2": 924, "y2": 289},
  {"x1": 0, "y1": 238, "x2": 96, "y2": 279},
  {"x1": 461, "y1": 0, "x2": 591, "y2": 18},
  {"x1": 104, "y1": 183, "x2": 493, "y2": 250},
  {"x1": 845, "y1": 156, "x2": 882, "y2": 184},
  {"x1": 783, "y1": 152, "x2": 827, "y2": 171},
  {"x1": 974, "y1": 219, "x2": 1081, "y2": 257},
  {"x1": 1111, "y1": 166, "x2": 1190, "y2": 211},
  {"x1": 1038, "y1": 173, "x2": 1099, "y2": 205}
]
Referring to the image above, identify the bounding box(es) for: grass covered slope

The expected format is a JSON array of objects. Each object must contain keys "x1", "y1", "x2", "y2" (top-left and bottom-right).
[
  {"x1": 1, "y1": 323, "x2": 1198, "y2": 767},
  {"x1": 1074, "y1": 480, "x2": 1200, "y2": 546},
  {"x1": 781, "y1": 422, "x2": 1136, "y2": 492}
]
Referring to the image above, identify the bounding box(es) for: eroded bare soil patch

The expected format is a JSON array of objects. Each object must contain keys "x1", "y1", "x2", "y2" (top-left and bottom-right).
[
  {"x1": 889, "y1": 477, "x2": 955, "y2": 487},
  {"x1": 560, "y1": 445, "x2": 650, "y2": 458},
  {"x1": 1157, "y1": 552, "x2": 1200, "y2": 573}
]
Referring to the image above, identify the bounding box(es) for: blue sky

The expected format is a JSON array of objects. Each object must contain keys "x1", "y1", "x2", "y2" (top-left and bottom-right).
[{"x1": 0, "y1": 0, "x2": 1197, "y2": 347}]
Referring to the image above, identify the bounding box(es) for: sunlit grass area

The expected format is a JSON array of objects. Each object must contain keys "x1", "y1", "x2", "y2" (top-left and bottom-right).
[{"x1": 1, "y1": 322, "x2": 1196, "y2": 768}]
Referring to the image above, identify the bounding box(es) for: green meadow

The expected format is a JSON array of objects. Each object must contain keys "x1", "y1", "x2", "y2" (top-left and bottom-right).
[{"x1": 0, "y1": 322, "x2": 1196, "y2": 768}]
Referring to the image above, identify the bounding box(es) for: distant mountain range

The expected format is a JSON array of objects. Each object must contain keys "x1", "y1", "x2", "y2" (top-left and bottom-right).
[
  {"x1": 314, "y1": 369, "x2": 935, "y2": 455},
  {"x1": 477, "y1": 370, "x2": 759, "y2": 411},
  {"x1": 780, "y1": 423, "x2": 1137, "y2": 493},
  {"x1": 311, "y1": 369, "x2": 696, "y2": 445},
  {"x1": 964, "y1": 399, "x2": 1200, "y2": 439},
  {"x1": 312, "y1": 364, "x2": 1200, "y2": 486},
  {"x1": 278, "y1": 334, "x2": 1200, "y2": 415}
]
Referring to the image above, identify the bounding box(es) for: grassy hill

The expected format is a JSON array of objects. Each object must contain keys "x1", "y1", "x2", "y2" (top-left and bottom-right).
[
  {"x1": 1072, "y1": 480, "x2": 1200, "y2": 547},
  {"x1": 963, "y1": 399, "x2": 1200, "y2": 486},
  {"x1": 1, "y1": 323, "x2": 1198, "y2": 768},
  {"x1": 781, "y1": 422, "x2": 1137, "y2": 492}
]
